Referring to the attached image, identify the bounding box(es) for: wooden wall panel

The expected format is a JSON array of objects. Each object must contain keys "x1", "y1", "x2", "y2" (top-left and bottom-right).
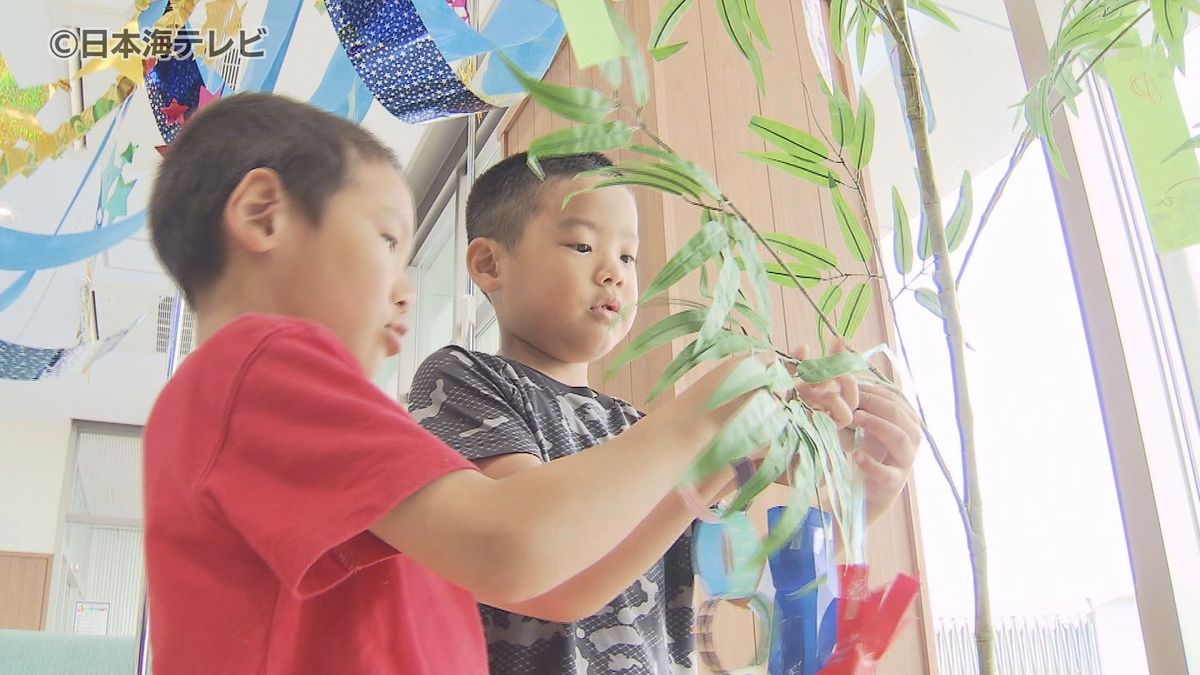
[
  {"x1": 0, "y1": 551, "x2": 51, "y2": 630},
  {"x1": 498, "y1": 1, "x2": 935, "y2": 671}
]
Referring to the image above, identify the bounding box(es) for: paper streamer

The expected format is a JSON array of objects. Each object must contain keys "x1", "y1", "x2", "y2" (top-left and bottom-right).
[
  {"x1": 325, "y1": 0, "x2": 490, "y2": 123},
  {"x1": 0, "y1": 319, "x2": 141, "y2": 381},
  {"x1": 0, "y1": 212, "x2": 146, "y2": 271},
  {"x1": 768, "y1": 507, "x2": 839, "y2": 675}
]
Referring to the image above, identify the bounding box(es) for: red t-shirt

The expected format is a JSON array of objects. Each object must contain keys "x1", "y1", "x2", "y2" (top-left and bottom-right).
[{"x1": 144, "y1": 313, "x2": 487, "y2": 674}]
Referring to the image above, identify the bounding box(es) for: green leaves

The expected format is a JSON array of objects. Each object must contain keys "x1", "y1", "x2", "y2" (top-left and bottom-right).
[
  {"x1": 945, "y1": 171, "x2": 973, "y2": 252},
  {"x1": 649, "y1": 331, "x2": 765, "y2": 401},
  {"x1": 630, "y1": 145, "x2": 723, "y2": 199},
  {"x1": 764, "y1": 261, "x2": 823, "y2": 288},
  {"x1": 821, "y1": 80, "x2": 856, "y2": 150},
  {"x1": 909, "y1": 0, "x2": 958, "y2": 30},
  {"x1": 500, "y1": 55, "x2": 612, "y2": 124},
  {"x1": 849, "y1": 91, "x2": 875, "y2": 171},
  {"x1": 830, "y1": 0, "x2": 849, "y2": 55},
  {"x1": 728, "y1": 216, "x2": 772, "y2": 332},
  {"x1": 743, "y1": 152, "x2": 839, "y2": 188},
  {"x1": 526, "y1": 123, "x2": 635, "y2": 178},
  {"x1": 687, "y1": 390, "x2": 788, "y2": 482},
  {"x1": 707, "y1": 355, "x2": 772, "y2": 409},
  {"x1": 1164, "y1": 131, "x2": 1200, "y2": 162},
  {"x1": 1152, "y1": 0, "x2": 1189, "y2": 69},
  {"x1": 892, "y1": 187, "x2": 913, "y2": 274},
  {"x1": 836, "y1": 282, "x2": 872, "y2": 339},
  {"x1": 607, "y1": 2, "x2": 649, "y2": 107},
  {"x1": 831, "y1": 189, "x2": 872, "y2": 263},
  {"x1": 759, "y1": 232, "x2": 838, "y2": 270},
  {"x1": 608, "y1": 309, "x2": 707, "y2": 373},
  {"x1": 750, "y1": 116, "x2": 830, "y2": 162},
  {"x1": 816, "y1": 284, "x2": 842, "y2": 356},
  {"x1": 915, "y1": 287, "x2": 942, "y2": 318},
  {"x1": 641, "y1": 218, "x2": 729, "y2": 304},
  {"x1": 790, "y1": 346, "x2": 875, "y2": 383},
  {"x1": 698, "y1": 253, "x2": 742, "y2": 350},
  {"x1": 576, "y1": 159, "x2": 712, "y2": 201},
  {"x1": 717, "y1": 0, "x2": 767, "y2": 94},
  {"x1": 917, "y1": 211, "x2": 933, "y2": 261},
  {"x1": 649, "y1": 0, "x2": 696, "y2": 54}
]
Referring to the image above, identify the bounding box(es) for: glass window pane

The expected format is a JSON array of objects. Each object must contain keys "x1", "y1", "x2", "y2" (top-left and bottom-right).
[{"x1": 855, "y1": 3, "x2": 1146, "y2": 671}]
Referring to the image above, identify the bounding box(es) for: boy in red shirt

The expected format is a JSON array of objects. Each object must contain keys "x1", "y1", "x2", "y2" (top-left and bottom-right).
[{"x1": 143, "y1": 93, "x2": 776, "y2": 674}]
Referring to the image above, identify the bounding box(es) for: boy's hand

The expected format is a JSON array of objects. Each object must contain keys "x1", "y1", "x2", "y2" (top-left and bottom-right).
[
  {"x1": 788, "y1": 344, "x2": 859, "y2": 427},
  {"x1": 851, "y1": 381, "x2": 921, "y2": 523}
]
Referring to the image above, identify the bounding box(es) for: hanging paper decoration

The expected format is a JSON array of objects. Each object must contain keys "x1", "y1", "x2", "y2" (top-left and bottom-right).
[
  {"x1": 145, "y1": 56, "x2": 206, "y2": 143},
  {"x1": 818, "y1": 567, "x2": 919, "y2": 675},
  {"x1": 408, "y1": 0, "x2": 565, "y2": 105},
  {"x1": 693, "y1": 513, "x2": 775, "y2": 674},
  {"x1": 0, "y1": 319, "x2": 141, "y2": 381},
  {"x1": 324, "y1": 0, "x2": 490, "y2": 124},
  {"x1": 0, "y1": 212, "x2": 146, "y2": 271},
  {"x1": 768, "y1": 507, "x2": 840, "y2": 675},
  {"x1": 0, "y1": 54, "x2": 68, "y2": 149}
]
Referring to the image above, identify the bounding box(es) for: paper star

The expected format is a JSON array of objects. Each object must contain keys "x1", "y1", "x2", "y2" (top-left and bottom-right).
[
  {"x1": 143, "y1": 59, "x2": 157, "y2": 77},
  {"x1": 120, "y1": 142, "x2": 137, "y2": 165},
  {"x1": 155, "y1": 144, "x2": 171, "y2": 156},
  {"x1": 162, "y1": 99, "x2": 190, "y2": 125},
  {"x1": 105, "y1": 176, "x2": 136, "y2": 221},
  {"x1": 196, "y1": 84, "x2": 223, "y2": 111}
]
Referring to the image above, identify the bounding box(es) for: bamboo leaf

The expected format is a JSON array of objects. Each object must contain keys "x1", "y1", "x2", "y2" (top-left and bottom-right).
[
  {"x1": 945, "y1": 171, "x2": 973, "y2": 252},
  {"x1": 724, "y1": 428, "x2": 792, "y2": 513},
  {"x1": 765, "y1": 262, "x2": 823, "y2": 288},
  {"x1": 687, "y1": 390, "x2": 789, "y2": 482},
  {"x1": 698, "y1": 253, "x2": 742, "y2": 350},
  {"x1": 700, "y1": 263, "x2": 712, "y2": 299},
  {"x1": 608, "y1": 308, "x2": 707, "y2": 373},
  {"x1": 791, "y1": 346, "x2": 874, "y2": 383},
  {"x1": 649, "y1": 0, "x2": 696, "y2": 49},
  {"x1": 641, "y1": 219, "x2": 729, "y2": 304},
  {"x1": 499, "y1": 54, "x2": 613, "y2": 124},
  {"x1": 892, "y1": 187, "x2": 913, "y2": 275},
  {"x1": 1151, "y1": 0, "x2": 1187, "y2": 70},
  {"x1": 836, "y1": 282, "x2": 872, "y2": 339},
  {"x1": 917, "y1": 211, "x2": 932, "y2": 261},
  {"x1": 650, "y1": 42, "x2": 689, "y2": 61},
  {"x1": 831, "y1": 189, "x2": 872, "y2": 263},
  {"x1": 729, "y1": 216, "x2": 772, "y2": 329},
  {"x1": 742, "y1": 151, "x2": 839, "y2": 188},
  {"x1": 816, "y1": 284, "x2": 843, "y2": 356},
  {"x1": 749, "y1": 116, "x2": 830, "y2": 162},
  {"x1": 849, "y1": 91, "x2": 875, "y2": 170},
  {"x1": 830, "y1": 0, "x2": 849, "y2": 56},
  {"x1": 909, "y1": 0, "x2": 959, "y2": 30},
  {"x1": 579, "y1": 161, "x2": 706, "y2": 200},
  {"x1": 717, "y1": 0, "x2": 766, "y2": 93},
  {"x1": 608, "y1": 3, "x2": 648, "y2": 107},
  {"x1": 760, "y1": 232, "x2": 839, "y2": 270},
  {"x1": 630, "y1": 145, "x2": 723, "y2": 198},
  {"x1": 599, "y1": 57, "x2": 623, "y2": 90},
  {"x1": 821, "y1": 79, "x2": 857, "y2": 150},
  {"x1": 914, "y1": 287, "x2": 942, "y2": 318},
  {"x1": 748, "y1": 442, "x2": 818, "y2": 565},
  {"x1": 733, "y1": 299, "x2": 772, "y2": 337},
  {"x1": 707, "y1": 355, "x2": 771, "y2": 410},
  {"x1": 527, "y1": 122, "x2": 634, "y2": 178},
  {"x1": 562, "y1": 174, "x2": 688, "y2": 207},
  {"x1": 854, "y1": 5, "x2": 874, "y2": 71},
  {"x1": 649, "y1": 331, "x2": 766, "y2": 401},
  {"x1": 741, "y1": 0, "x2": 770, "y2": 48}
]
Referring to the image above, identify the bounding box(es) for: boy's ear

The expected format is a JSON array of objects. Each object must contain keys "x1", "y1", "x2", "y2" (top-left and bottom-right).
[
  {"x1": 465, "y1": 238, "x2": 502, "y2": 293},
  {"x1": 223, "y1": 168, "x2": 289, "y2": 254}
]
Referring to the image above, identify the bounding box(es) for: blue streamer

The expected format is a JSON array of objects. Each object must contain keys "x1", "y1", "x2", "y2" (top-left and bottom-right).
[
  {"x1": 411, "y1": 0, "x2": 558, "y2": 61},
  {"x1": 309, "y1": 47, "x2": 374, "y2": 122},
  {"x1": 0, "y1": 212, "x2": 146, "y2": 271},
  {"x1": 768, "y1": 507, "x2": 839, "y2": 675},
  {"x1": 239, "y1": 0, "x2": 304, "y2": 94}
]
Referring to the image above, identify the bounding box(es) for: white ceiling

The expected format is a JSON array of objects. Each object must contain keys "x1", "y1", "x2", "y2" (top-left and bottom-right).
[{"x1": 0, "y1": 0, "x2": 466, "y2": 350}]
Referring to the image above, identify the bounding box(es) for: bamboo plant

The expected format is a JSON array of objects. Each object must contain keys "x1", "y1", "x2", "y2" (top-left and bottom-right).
[{"x1": 501, "y1": 1, "x2": 1200, "y2": 672}]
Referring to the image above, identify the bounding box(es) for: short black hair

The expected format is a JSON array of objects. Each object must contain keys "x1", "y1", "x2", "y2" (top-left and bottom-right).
[
  {"x1": 465, "y1": 152, "x2": 614, "y2": 248},
  {"x1": 149, "y1": 92, "x2": 399, "y2": 306}
]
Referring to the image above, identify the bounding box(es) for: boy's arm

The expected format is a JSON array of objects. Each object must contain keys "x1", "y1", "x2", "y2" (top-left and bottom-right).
[
  {"x1": 465, "y1": 452, "x2": 738, "y2": 622},
  {"x1": 369, "y1": 358, "x2": 759, "y2": 608}
]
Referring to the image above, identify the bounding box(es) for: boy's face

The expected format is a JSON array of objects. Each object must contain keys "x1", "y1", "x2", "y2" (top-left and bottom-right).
[
  {"x1": 276, "y1": 161, "x2": 414, "y2": 374},
  {"x1": 493, "y1": 179, "x2": 640, "y2": 365}
]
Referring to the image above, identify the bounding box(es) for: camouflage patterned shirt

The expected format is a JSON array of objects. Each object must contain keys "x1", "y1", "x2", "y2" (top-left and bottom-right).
[{"x1": 409, "y1": 346, "x2": 696, "y2": 675}]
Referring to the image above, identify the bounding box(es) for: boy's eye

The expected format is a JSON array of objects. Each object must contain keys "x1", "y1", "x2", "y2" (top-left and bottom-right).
[
  {"x1": 382, "y1": 234, "x2": 399, "y2": 253},
  {"x1": 621, "y1": 254, "x2": 637, "y2": 264},
  {"x1": 572, "y1": 244, "x2": 592, "y2": 253}
]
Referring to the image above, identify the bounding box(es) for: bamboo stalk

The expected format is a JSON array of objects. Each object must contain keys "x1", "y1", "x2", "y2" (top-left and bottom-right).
[{"x1": 885, "y1": 1, "x2": 996, "y2": 673}]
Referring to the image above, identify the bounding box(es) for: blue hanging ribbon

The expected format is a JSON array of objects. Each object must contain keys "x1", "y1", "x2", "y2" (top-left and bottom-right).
[
  {"x1": 0, "y1": 212, "x2": 146, "y2": 271},
  {"x1": 310, "y1": 47, "x2": 375, "y2": 123},
  {"x1": 239, "y1": 0, "x2": 305, "y2": 94}
]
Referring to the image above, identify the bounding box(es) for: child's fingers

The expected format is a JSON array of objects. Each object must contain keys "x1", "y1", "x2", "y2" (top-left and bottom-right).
[
  {"x1": 851, "y1": 408, "x2": 918, "y2": 470},
  {"x1": 858, "y1": 386, "x2": 921, "y2": 444},
  {"x1": 854, "y1": 450, "x2": 907, "y2": 495}
]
